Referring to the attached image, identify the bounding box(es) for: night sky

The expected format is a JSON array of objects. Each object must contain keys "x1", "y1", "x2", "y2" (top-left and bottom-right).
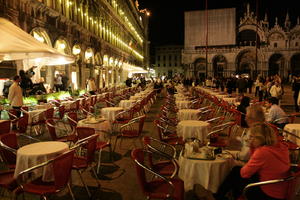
[{"x1": 138, "y1": 0, "x2": 299, "y2": 46}]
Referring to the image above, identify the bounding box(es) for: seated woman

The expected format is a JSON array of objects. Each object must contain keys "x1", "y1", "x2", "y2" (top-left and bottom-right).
[
  {"x1": 237, "y1": 96, "x2": 251, "y2": 128},
  {"x1": 215, "y1": 123, "x2": 290, "y2": 200}
]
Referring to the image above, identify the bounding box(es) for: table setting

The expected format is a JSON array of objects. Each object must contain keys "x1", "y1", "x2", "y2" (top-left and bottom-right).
[{"x1": 178, "y1": 139, "x2": 237, "y2": 192}]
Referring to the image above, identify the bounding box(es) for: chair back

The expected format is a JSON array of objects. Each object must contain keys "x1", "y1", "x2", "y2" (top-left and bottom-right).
[
  {"x1": 45, "y1": 119, "x2": 58, "y2": 141},
  {"x1": 76, "y1": 127, "x2": 95, "y2": 140},
  {"x1": 0, "y1": 120, "x2": 11, "y2": 135},
  {"x1": 45, "y1": 108, "x2": 54, "y2": 120},
  {"x1": 0, "y1": 133, "x2": 18, "y2": 167},
  {"x1": 153, "y1": 120, "x2": 165, "y2": 141},
  {"x1": 243, "y1": 166, "x2": 300, "y2": 200},
  {"x1": 67, "y1": 112, "x2": 78, "y2": 130},
  {"x1": 74, "y1": 134, "x2": 98, "y2": 165},
  {"x1": 131, "y1": 148, "x2": 148, "y2": 193},
  {"x1": 58, "y1": 105, "x2": 65, "y2": 119},
  {"x1": 53, "y1": 150, "x2": 75, "y2": 189},
  {"x1": 287, "y1": 167, "x2": 300, "y2": 200},
  {"x1": 137, "y1": 115, "x2": 146, "y2": 135},
  {"x1": 143, "y1": 136, "x2": 176, "y2": 160},
  {"x1": 8, "y1": 109, "x2": 18, "y2": 120},
  {"x1": 17, "y1": 113, "x2": 29, "y2": 134}
]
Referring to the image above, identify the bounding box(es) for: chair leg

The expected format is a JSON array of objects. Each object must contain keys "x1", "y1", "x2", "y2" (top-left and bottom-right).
[
  {"x1": 67, "y1": 183, "x2": 76, "y2": 200},
  {"x1": 76, "y1": 170, "x2": 91, "y2": 197},
  {"x1": 113, "y1": 136, "x2": 120, "y2": 152},
  {"x1": 97, "y1": 149, "x2": 102, "y2": 174},
  {"x1": 91, "y1": 167, "x2": 101, "y2": 189}
]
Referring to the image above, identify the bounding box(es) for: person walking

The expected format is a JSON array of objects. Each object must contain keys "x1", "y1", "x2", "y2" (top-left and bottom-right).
[
  {"x1": 8, "y1": 75, "x2": 23, "y2": 118},
  {"x1": 61, "y1": 72, "x2": 69, "y2": 91},
  {"x1": 87, "y1": 77, "x2": 97, "y2": 95},
  {"x1": 54, "y1": 73, "x2": 62, "y2": 92}
]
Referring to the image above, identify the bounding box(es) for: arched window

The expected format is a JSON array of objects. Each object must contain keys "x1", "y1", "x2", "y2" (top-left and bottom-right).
[
  {"x1": 274, "y1": 43, "x2": 277, "y2": 48},
  {"x1": 295, "y1": 42, "x2": 298, "y2": 47}
]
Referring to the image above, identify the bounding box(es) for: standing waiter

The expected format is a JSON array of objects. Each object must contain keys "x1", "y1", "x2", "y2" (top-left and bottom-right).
[{"x1": 8, "y1": 75, "x2": 23, "y2": 118}]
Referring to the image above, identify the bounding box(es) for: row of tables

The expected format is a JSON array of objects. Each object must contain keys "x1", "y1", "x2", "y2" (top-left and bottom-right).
[
  {"x1": 174, "y1": 85, "x2": 300, "y2": 192},
  {"x1": 13, "y1": 86, "x2": 155, "y2": 182}
]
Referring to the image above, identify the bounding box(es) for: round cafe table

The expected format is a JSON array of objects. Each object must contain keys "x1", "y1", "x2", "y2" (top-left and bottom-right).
[
  {"x1": 177, "y1": 109, "x2": 200, "y2": 121},
  {"x1": 61, "y1": 100, "x2": 76, "y2": 110},
  {"x1": 176, "y1": 100, "x2": 192, "y2": 109},
  {"x1": 222, "y1": 98, "x2": 237, "y2": 104},
  {"x1": 130, "y1": 96, "x2": 142, "y2": 100},
  {"x1": 77, "y1": 118, "x2": 111, "y2": 141},
  {"x1": 284, "y1": 124, "x2": 300, "y2": 146},
  {"x1": 101, "y1": 107, "x2": 124, "y2": 122},
  {"x1": 177, "y1": 120, "x2": 210, "y2": 141},
  {"x1": 119, "y1": 100, "x2": 136, "y2": 109},
  {"x1": 34, "y1": 103, "x2": 54, "y2": 110},
  {"x1": 28, "y1": 109, "x2": 46, "y2": 124},
  {"x1": 178, "y1": 154, "x2": 236, "y2": 192},
  {"x1": 14, "y1": 141, "x2": 69, "y2": 181}
]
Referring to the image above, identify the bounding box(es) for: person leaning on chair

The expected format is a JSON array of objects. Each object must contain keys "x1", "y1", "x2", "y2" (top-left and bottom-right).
[{"x1": 8, "y1": 75, "x2": 23, "y2": 118}]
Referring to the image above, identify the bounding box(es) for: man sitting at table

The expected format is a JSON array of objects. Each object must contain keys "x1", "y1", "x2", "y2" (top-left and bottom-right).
[{"x1": 266, "y1": 97, "x2": 289, "y2": 129}]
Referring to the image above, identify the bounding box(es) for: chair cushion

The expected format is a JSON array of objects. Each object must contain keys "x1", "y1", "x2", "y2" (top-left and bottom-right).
[
  {"x1": 0, "y1": 171, "x2": 17, "y2": 190},
  {"x1": 72, "y1": 156, "x2": 88, "y2": 169},
  {"x1": 152, "y1": 161, "x2": 175, "y2": 176},
  {"x1": 121, "y1": 130, "x2": 139, "y2": 137},
  {"x1": 146, "y1": 178, "x2": 184, "y2": 200},
  {"x1": 22, "y1": 178, "x2": 56, "y2": 195},
  {"x1": 96, "y1": 141, "x2": 110, "y2": 150}
]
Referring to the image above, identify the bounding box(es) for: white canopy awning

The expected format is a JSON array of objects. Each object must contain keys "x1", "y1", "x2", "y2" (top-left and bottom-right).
[
  {"x1": 0, "y1": 18, "x2": 75, "y2": 66},
  {"x1": 123, "y1": 64, "x2": 148, "y2": 74}
]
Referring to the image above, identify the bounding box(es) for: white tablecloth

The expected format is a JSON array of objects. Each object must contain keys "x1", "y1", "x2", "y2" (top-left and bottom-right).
[
  {"x1": 177, "y1": 120, "x2": 210, "y2": 141},
  {"x1": 222, "y1": 98, "x2": 237, "y2": 104},
  {"x1": 61, "y1": 101, "x2": 76, "y2": 110},
  {"x1": 130, "y1": 96, "x2": 143, "y2": 100},
  {"x1": 119, "y1": 100, "x2": 136, "y2": 109},
  {"x1": 178, "y1": 154, "x2": 235, "y2": 192},
  {"x1": 216, "y1": 94, "x2": 228, "y2": 99},
  {"x1": 34, "y1": 103, "x2": 54, "y2": 110},
  {"x1": 14, "y1": 141, "x2": 69, "y2": 181},
  {"x1": 77, "y1": 119, "x2": 111, "y2": 141},
  {"x1": 28, "y1": 109, "x2": 46, "y2": 124},
  {"x1": 284, "y1": 124, "x2": 300, "y2": 146},
  {"x1": 177, "y1": 109, "x2": 200, "y2": 121},
  {"x1": 176, "y1": 100, "x2": 192, "y2": 109},
  {"x1": 101, "y1": 107, "x2": 124, "y2": 122}
]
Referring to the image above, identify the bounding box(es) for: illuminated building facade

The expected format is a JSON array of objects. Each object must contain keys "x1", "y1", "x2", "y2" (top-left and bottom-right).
[
  {"x1": 183, "y1": 4, "x2": 300, "y2": 80},
  {"x1": 0, "y1": 0, "x2": 150, "y2": 89},
  {"x1": 154, "y1": 45, "x2": 183, "y2": 79}
]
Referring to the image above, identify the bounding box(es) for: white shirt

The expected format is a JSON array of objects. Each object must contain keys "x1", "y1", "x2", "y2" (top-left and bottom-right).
[
  {"x1": 88, "y1": 80, "x2": 97, "y2": 91},
  {"x1": 269, "y1": 85, "x2": 282, "y2": 98},
  {"x1": 267, "y1": 104, "x2": 288, "y2": 124},
  {"x1": 237, "y1": 129, "x2": 251, "y2": 161},
  {"x1": 8, "y1": 82, "x2": 23, "y2": 107}
]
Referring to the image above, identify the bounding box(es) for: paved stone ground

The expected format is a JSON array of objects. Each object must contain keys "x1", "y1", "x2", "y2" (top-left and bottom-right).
[{"x1": 1, "y1": 84, "x2": 299, "y2": 200}]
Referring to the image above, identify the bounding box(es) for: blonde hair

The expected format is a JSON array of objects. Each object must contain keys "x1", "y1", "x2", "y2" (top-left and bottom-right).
[
  {"x1": 250, "y1": 123, "x2": 277, "y2": 146},
  {"x1": 246, "y1": 104, "x2": 265, "y2": 123}
]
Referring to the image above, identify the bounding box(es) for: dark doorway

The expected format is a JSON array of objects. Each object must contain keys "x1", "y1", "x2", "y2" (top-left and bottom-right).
[
  {"x1": 291, "y1": 53, "x2": 300, "y2": 76},
  {"x1": 269, "y1": 54, "x2": 284, "y2": 76}
]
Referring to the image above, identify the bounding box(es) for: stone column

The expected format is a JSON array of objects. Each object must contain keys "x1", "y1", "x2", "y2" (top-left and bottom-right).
[
  {"x1": 111, "y1": 68, "x2": 114, "y2": 86},
  {"x1": 99, "y1": 69, "x2": 103, "y2": 88}
]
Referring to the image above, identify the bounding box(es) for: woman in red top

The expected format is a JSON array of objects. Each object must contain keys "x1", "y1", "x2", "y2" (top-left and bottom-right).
[{"x1": 215, "y1": 123, "x2": 290, "y2": 200}]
